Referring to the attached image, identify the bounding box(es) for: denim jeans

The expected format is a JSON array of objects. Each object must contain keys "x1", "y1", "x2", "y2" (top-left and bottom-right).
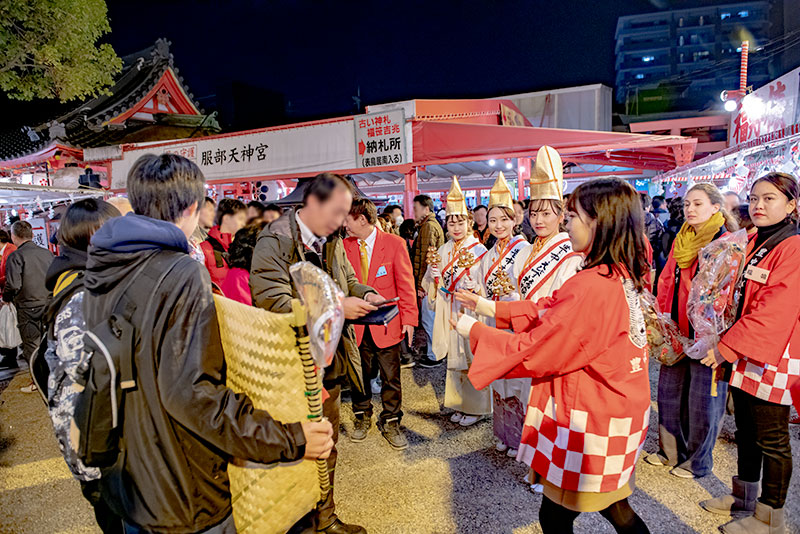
[{"x1": 419, "y1": 297, "x2": 435, "y2": 360}]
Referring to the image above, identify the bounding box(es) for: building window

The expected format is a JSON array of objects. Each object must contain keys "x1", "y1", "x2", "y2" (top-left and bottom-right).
[
  {"x1": 738, "y1": 10, "x2": 749, "y2": 17},
  {"x1": 642, "y1": 55, "x2": 655, "y2": 62},
  {"x1": 721, "y1": 12, "x2": 731, "y2": 20}
]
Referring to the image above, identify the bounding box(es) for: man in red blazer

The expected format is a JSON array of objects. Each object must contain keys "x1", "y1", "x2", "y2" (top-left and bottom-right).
[{"x1": 344, "y1": 198, "x2": 418, "y2": 450}]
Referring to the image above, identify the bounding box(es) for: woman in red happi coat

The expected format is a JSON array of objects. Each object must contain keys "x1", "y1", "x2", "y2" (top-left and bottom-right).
[
  {"x1": 452, "y1": 178, "x2": 652, "y2": 534},
  {"x1": 700, "y1": 172, "x2": 800, "y2": 534}
]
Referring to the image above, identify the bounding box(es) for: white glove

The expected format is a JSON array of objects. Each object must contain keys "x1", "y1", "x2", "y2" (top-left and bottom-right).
[
  {"x1": 430, "y1": 264, "x2": 441, "y2": 279},
  {"x1": 462, "y1": 277, "x2": 478, "y2": 291}
]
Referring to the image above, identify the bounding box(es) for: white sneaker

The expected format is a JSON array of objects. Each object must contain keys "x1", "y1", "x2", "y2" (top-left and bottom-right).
[
  {"x1": 495, "y1": 441, "x2": 509, "y2": 452},
  {"x1": 507, "y1": 448, "x2": 518, "y2": 458},
  {"x1": 20, "y1": 382, "x2": 37, "y2": 393},
  {"x1": 450, "y1": 412, "x2": 464, "y2": 423},
  {"x1": 530, "y1": 484, "x2": 544, "y2": 493},
  {"x1": 459, "y1": 414, "x2": 484, "y2": 427}
]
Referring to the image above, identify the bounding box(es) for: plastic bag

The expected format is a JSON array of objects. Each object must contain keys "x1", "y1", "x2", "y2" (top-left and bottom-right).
[
  {"x1": 686, "y1": 229, "x2": 748, "y2": 360},
  {"x1": 640, "y1": 291, "x2": 688, "y2": 366},
  {"x1": 289, "y1": 261, "x2": 344, "y2": 369},
  {"x1": 0, "y1": 303, "x2": 22, "y2": 349}
]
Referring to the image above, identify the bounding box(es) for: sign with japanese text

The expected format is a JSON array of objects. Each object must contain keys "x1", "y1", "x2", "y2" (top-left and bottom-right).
[
  {"x1": 110, "y1": 120, "x2": 357, "y2": 189},
  {"x1": 500, "y1": 103, "x2": 526, "y2": 127},
  {"x1": 354, "y1": 110, "x2": 407, "y2": 168},
  {"x1": 28, "y1": 217, "x2": 47, "y2": 249},
  {"x1": 730, "y1": 66, "x2": 800, "y2": 145}
]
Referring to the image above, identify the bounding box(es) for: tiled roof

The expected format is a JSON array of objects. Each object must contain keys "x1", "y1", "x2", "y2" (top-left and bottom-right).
[{"x1": 0, "y1": 39, "x2": 211, "y2": 163}]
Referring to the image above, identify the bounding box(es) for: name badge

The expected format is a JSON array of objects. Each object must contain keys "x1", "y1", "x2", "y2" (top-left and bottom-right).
[
  {"x1": 376, "y1": 265, "x2": 388, "y2": 277},
  {"x1": 744, "y1": 265, "x2": 770, "y2": 284}
]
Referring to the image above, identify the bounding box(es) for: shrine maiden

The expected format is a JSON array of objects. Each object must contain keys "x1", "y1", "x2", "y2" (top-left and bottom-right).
[
  {"x1": 474, "y1": 172, "x2": 529, "y2": 455},
  {"x1": 453, "y1": 178, "x2": 652, "y2": 533},
  {"x1": 700, "y1": 172, "x2": 800, "y2": 534},
  {"x1": 424, "y1": 177, "x2": 490, "y2": 426},
  {"x1": 513, "y1": 146, "x2": 581, "y2": 311}
]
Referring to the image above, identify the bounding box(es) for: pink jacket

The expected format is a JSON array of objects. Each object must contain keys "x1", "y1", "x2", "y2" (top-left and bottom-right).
[{"x1": 221, "y1": 268, "x2": 252, "y2": 306}]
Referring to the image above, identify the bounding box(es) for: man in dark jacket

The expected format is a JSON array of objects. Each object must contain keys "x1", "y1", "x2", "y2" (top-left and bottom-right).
[
  {"x1": 3, "y1": 221, "x2": 54, "y2": 380},
  {"x1": 251, "y1": 173, "x2": 383, "y2": 534},
  {"x1": 410, "y1": 195, "x2": 444, "y2": 367},
  {"x1": 85, "y1": 153, "x2": 334, "y2": 533}
]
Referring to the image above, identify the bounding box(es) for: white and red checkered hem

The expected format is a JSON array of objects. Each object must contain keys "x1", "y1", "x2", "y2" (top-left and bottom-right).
[
  {"x1": 729, "y1": 343, "x2": 800, "y2": 406},
  {"x1": 517, "y1": 396, "x2": 650, "y2": 493}
]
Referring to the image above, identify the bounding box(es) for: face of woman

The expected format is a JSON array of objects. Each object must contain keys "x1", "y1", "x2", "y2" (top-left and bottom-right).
[
  {"x1": 529, "y1": 203, "x2": 563, "y2": 240},
  {"x1": 513, "y1": 203, "x2": 525, "y2": 226},
  {"x1": 447, "y1": 217, "x2": 469, "y2": 241},
  {"x1": 566, "y1": 202, "x2": 595, "y2": 253},
  {"x1": 683, "y1": 189, "x2": 720, "y2": 228},
  {"x1": 488, "y1": 207, "x2": 515, "y2": 240},
  {"x1": 749, "y1": 181, "x2": 797, "y2": 227}
]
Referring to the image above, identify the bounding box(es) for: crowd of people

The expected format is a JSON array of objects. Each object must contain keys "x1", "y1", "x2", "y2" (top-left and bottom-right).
[{"x1": 0, "y1": 145, "x2": 798, "y2": 534}]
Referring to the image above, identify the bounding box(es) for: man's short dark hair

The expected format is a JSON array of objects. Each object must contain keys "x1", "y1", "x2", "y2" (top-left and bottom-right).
[
  {"x1": 413, "y1": 195, "x2": 434, "y2": 212},
  {"x1": 0, "y1": 229, "x2": 10, "y2": 244},
  {"x1": 303, "y1": 173, "x2": 353, "y2": 205},
  {"x1": 383, "y1": 204, "x2": 402, "y2": 215},
  {"x1": 127, "y1": 153, "x2": 206, "y2": 223},
  {"x1": 473, "y1": 204, "x2": 487, "y2": 213},
  {"x1": 215, "y1": 198, "x2": 247, "y2": 227},
  {"x1": 265, "y1": 203, "x2": 282, "y2": 214},
  {"x1": 204, "y1": 197, "x2": 216, "y2": 207},
  {"x1": 58, "y1": 198, "x2": 121, "y2": 251},
  {"x1": 247, "y1": 201, "x2": 265, "y2": 216},
  {"x1": 651, "y1": 197, "x2": 664, "y2": 210},
  {"x1": 350, "y1": 197, "x2": 378, "y2": 225},
  {"x1": 11, "y1": 221, "x2": 33, "y2": 241}
]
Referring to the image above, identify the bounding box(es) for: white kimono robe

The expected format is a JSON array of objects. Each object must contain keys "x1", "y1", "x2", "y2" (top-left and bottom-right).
[
  {"x1": 475, "y1": 235, "x2": 530, "y2": 448},
  {"x1": 512, "y1": 232, "x2": 582, "y2": 303},
  {"x1": 424, "y1": 236, "x2": 491, "y2": 415}
]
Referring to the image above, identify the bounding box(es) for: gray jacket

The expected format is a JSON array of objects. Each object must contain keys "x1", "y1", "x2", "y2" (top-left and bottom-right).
[{"x1": 250, "y1": 210, "x2": 375, "y2": 391}]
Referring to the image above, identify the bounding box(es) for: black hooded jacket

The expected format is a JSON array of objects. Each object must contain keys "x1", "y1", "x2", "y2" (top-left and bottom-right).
[{"x1": 86, "y1": 213, "x2": 306, "y2": 533}]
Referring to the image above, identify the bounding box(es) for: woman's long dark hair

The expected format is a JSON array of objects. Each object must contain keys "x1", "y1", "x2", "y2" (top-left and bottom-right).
[
  {"x1": 228, "y1": 221, "x2": 267, "y2": 270},
  {"x1": 566, "y1": 178, "x2": 651, "y2": 291}
]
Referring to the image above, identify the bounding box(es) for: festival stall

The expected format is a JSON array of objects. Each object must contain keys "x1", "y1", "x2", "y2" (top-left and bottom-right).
[
  {"x1": 102, "y1": 98, "x2": 697, "y2": 215},
  {"x1": 654, "y1": 65, "x2": 800, "y2": 197}
]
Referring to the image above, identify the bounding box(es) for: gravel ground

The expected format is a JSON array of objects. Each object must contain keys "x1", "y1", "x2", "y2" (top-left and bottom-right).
[{"x1": 1, "y1": 362, "x2": 798, "y2": 534}]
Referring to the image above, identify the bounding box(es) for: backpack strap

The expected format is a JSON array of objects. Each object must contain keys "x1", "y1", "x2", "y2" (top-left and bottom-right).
[
  {"x1": 205, "y1": 235, "x2": 227, "y2": 269},
  {"x1": 111, "y1": 252, "x2": 189, "y2": 391}
]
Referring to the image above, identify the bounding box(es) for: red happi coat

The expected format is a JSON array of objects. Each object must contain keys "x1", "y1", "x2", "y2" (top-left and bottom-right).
[
  {"x1": 719, "y1": 235, "x2": 800, "y2": 406},
  {"x1": 467, "y1": 266, "x2": 651, "y2": 493}
]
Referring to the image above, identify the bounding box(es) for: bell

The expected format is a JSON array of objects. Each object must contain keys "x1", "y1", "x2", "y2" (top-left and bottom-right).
[{"x1": 457, "y1": 248, "x2": 476, "y2": 269}]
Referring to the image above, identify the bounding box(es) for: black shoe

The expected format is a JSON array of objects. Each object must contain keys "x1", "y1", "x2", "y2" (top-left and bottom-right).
[
  {"x1": 417, "y1": 357, "x2": 443, "y2": 368},
  {"x1": 350, "y1": 415, "x2": 371, "y2": 442},
  {"x1": 0, "y1": 357, "x2": 18, "y2": 371},
  {"x1": 319, "y1": 519, "x2": 367, "y2": 534},
  {"x1": 400, "y1": 354, "x2": 415, "y2": 369},
  {"x1": 378, "y1": 419, "x2": 408, "y2": 450}
]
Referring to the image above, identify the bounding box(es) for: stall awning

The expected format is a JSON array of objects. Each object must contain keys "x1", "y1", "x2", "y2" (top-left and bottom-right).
[{"x1": 411, "y1": 121, "x2": 696, "y2": 171}]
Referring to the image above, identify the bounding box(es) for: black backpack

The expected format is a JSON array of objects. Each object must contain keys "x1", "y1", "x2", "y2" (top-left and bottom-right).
[
  {"x1": 72, "y1": 251, "x2": 186, "y2": 468},
  {"x1": 205, "y1": 235, "x2": 228, "y2": 268}
]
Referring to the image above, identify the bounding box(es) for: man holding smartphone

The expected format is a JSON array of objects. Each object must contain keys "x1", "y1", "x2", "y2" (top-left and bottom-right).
[{"x1": 344, "y1": 198, "x2": 418, "y2": 450}]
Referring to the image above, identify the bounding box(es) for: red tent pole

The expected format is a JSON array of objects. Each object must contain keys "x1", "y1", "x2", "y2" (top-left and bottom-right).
[
  {"x1": 404, "y1": 169, "x2": 419, "y2": 218},
  {"x1": 518, "y1": 158, "x2": 530, "y2": 200}
]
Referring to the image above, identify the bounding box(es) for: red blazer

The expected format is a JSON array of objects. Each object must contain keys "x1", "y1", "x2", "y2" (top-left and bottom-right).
[{"x1": 344, "y1": 229, "x2": 418, "y2": 348}]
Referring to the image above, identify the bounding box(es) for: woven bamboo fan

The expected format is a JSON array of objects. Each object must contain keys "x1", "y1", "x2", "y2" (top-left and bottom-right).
[{"x1": 214, "y1": 295, "x2": 329, "y2": 534}]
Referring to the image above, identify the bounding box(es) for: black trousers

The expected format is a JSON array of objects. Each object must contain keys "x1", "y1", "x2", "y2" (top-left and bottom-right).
[
  {"x1": 539, "y1": 497, "x2": 650, "y2": 534},
  {"x1": 732, "y1": 387, "x2": 793, "y2": 509},
  {"x1": 16, "y1": 305, "x2": 44, "y2": 364},
  {"x1": 80, "y1": 479, "x2": 123, "y2": 534},
  {"x1": 351, "y1": 328, "x2": 402, "y2": 424}
]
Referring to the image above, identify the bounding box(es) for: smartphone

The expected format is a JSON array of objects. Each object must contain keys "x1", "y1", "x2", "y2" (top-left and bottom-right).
[{"x1": 373, "y1": 297, "x2": 400, "y2": 306}]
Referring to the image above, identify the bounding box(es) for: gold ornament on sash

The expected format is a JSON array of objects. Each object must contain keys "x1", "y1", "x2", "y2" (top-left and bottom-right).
[
  {"x1": 488, "y1": 171, "x2": 514, "y2": 211},
  {"x1": 445, "y1": 176, "x2": 468, "y2": 217},
  {"x1": 529, "y1": 146, "x2": 564, "y2": 201},
  {"x1": 491, "y1": 268, "x2": 514, "y2": 297},
  {"x1": 427, "y1": 246, "x2": 441, "y2": 284},
  {"x1": 457, "y1": 247, "x2": 477, "y2": 270}
]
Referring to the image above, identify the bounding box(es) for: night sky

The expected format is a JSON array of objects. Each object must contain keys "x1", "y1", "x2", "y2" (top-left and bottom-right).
[{"x1": 5, "y1": 0, "x2": 736, "y2": 128}]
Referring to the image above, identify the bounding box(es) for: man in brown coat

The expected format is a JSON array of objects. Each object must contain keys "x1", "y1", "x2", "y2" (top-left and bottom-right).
[
  {"x1": 250, "y1": 173, "x2": 384, "y2": 534},
  {"x1": 410, "y1": 194, "x2": 445, "y2": 367}
]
